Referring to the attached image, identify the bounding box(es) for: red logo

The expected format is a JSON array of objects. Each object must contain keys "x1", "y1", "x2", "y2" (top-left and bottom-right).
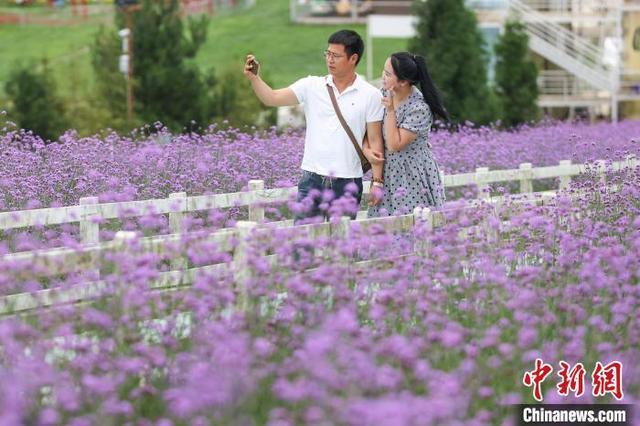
[
  {"x1": 557, "y1": 361, "x2": 586, "y2": 397},
  {"x1": 523, "y1": 358, "x2": 554, "y2": 402},
  {"x1": 523, "y1": 359, "x2": 623, "y2": 402},
  {"x1": 592, "y1": 361, "x2": 624, "y2": 400}
]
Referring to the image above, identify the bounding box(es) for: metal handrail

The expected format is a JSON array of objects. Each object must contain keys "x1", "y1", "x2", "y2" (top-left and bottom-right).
[
  {"x1": 508, "y1": 0, "x2": 619, "y2": 14},
  {"x1": 469, "y1": 0, "x2": 621, "y2": 13},
  {"x1": 536, "y1": 69, "x2": 640, "y2": 98},
  {"x1": 536, "y1": 70, "x2": 600, "y2": 96},
  {"x1": 509, "y1": 0, "x2": 606, "y2": 64}
]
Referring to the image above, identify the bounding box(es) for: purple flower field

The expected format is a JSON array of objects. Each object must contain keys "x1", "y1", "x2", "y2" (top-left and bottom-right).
[
  {"x1": 0, "y1": 118, "x2": 639, "y2": 425},
  {"x1": 1, "y1": 118, "x2": 639, "y2": 211}
]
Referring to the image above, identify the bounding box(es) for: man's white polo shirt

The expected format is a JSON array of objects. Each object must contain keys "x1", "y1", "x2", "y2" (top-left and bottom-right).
[{"x1": 290, "y1": 74, "x2": 384, "y2": 178}]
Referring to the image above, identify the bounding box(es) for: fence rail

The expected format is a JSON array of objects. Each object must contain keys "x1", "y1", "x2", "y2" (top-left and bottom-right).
[
  {"x1": 1, "y1": 158, "x2": 635, "y2": 238},
  {"x1": 0, "y1": 190, "x2": 561, "y2": 315},
  {"x1": 0, "y1": 157, "x2": 637, "y2": 315}
]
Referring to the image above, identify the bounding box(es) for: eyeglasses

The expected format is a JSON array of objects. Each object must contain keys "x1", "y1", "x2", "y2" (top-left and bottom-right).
[{"x1": 324, "y1": 50, "x2": 346, "y2": 60}]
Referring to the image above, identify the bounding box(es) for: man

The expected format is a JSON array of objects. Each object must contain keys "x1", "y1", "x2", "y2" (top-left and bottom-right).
[{"x1": 243, "y1": 29, "x2": 385, "y2": 223}]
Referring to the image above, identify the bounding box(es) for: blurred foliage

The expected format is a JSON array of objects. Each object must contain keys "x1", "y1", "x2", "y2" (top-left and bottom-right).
[
  {"x1": 88, "y1": 0, "x2": 274, "y2": 134},
  {"x1": 4, "y1": 60, "x2": 69, "y2": 141},
  {"x1": 207, "y1": 67, "x2": 277, "y2": 129},
  {"x1": 410, "y1": 0, "x2": 498, "y2": 125},
  {"x1": 494, "y1": 21, "x2": 539, "y2": 128}
]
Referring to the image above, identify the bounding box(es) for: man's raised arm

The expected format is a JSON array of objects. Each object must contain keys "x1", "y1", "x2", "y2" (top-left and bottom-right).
[{"x1": 244, "y1": 54, "x2": 299, "y2": 107}]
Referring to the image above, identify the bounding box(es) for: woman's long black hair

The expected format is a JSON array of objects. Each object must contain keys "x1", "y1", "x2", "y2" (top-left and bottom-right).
[{"x1": 390, "y1": 52, "x2": 449, "y2": 123}]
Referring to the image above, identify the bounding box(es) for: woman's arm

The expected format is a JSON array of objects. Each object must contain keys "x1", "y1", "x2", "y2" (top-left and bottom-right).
[{"x1": 384, "y1": 108, "x2": 418, "y2": 153}]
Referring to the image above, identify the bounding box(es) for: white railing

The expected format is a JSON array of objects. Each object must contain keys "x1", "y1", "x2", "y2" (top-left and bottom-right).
[
  {"x1": 1, "y1": 158, "x2": 635, "y2": 245},
  {"x1": 537, "y1": 69, "x2": 603, "y2": 97},
  {"x1": 0, "y1": 156, "x2": 638, "y2": 315},
  {"x1": 507, "y1": 0, "x2": 615, "y2": 91},
  {"x1": 0, "y1": 191, "x2": 556, "y2": 315},
  {"x1": 510, "y1": 0, "x2": 620, "y2": 15},
  {"x1": 536, "y1": 68, "x2": 640, "y2": 103},
  {"x1": 293, "y1": 0, "x2": 620, "y2": 22}
]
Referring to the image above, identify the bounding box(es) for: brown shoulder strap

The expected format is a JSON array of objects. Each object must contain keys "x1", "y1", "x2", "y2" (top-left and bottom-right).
[{"x1": 326, "y1": 84, "x2": 368, "y2": 166}]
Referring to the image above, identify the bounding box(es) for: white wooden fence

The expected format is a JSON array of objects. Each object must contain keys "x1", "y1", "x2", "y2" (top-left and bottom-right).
[
  {"x1": 0, "y1": 192, "x2": 547, "y2": 315},
  {"x1": 1, "y1": 158, "x2": 635, "y2": 243},
  {"x1": 0, "y1": 157, "x2": 636, "y2": 315}
]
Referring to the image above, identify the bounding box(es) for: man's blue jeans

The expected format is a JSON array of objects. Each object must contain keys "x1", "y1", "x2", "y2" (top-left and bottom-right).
[{"x1": 294, "y1": 170, "x2": 363, "y2": 224}]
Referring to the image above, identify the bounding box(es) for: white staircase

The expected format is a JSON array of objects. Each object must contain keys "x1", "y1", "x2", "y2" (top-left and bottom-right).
[
  {"x1": 507, "y1": 0, "x2": 617, "y2": 92},
  {"x1": 515, "y1": 0, "x2": 620, "y2": 17},
  {"x1": 536, "y1": 70, "x2": 610, "y2": 108}
]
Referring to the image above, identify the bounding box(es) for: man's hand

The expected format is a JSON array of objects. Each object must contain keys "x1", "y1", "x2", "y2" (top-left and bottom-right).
[
  {"x1": 244, "y1": 54, "x2": 260, "y2": 80},
  {"x1": 368, "y1": 184, "x2": 384, "y2": 207}
]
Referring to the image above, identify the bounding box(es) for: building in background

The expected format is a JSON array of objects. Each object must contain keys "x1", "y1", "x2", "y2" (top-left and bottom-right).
[{"x1": 290, "y1": 0, "x2": 640, "y2": 121}]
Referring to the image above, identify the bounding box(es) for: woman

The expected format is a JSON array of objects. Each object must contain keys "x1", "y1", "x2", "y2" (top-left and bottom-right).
[{"x1": 365, "y1": 52, "x2": 448, "y2": 217}]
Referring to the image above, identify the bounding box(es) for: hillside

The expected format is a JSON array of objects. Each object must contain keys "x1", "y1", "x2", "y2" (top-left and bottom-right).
[{"x1": 0, "y1": 0, "x2": 406, "y2": 97}]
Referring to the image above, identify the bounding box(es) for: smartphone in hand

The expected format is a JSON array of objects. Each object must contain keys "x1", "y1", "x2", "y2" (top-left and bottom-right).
[{"x1": 249, "y1": 59, "x2": 260, "y2": 75}]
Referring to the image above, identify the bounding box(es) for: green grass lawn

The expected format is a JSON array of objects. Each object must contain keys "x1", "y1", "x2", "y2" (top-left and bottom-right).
[
  {"x1": 0, "y1": 0, "x2": 408, "y2": 97},
  {"x1": 197, "y1": 1, "x2": 407, "y2": 87}
]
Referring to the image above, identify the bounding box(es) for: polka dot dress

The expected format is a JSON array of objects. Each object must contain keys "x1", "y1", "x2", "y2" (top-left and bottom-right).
[{"x1": 368, "y1": 86, "x2": 446, "y2": 217}]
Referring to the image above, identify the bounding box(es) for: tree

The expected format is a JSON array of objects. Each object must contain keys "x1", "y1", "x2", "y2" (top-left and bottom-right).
[
  {"x1": 130, "y1": 0, "x2": 212, "y2": 132},
  {"x1": 90, "y1": 0, "x2": 212, "y2": 132},
  {"x1": 92, "y1": 0, "x2": 274, "y2": 133},
  {"x1": 409, "y1": 0, "x2": 496, "y2": 125},
  {"x1": 494, "y1": 21, "x2": 539, "y2": 127},
  {"x1": 5, "y1": 62, "x2": 68, "y2": 141}
]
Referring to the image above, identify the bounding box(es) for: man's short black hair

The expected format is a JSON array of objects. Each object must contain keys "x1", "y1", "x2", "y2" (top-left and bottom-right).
[{"x1": 328, "y1": 30, "x2": 364, "y2": 65}]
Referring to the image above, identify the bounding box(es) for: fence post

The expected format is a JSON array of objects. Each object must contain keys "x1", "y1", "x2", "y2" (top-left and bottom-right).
[
  {"x1": 558, "y1": 160, "x2": 572, "y2": 191},
  {"x1": 248, "y1": 180, "x2": 265, "y2": 222},
  {"x1": 168, "y1": 192, "x2": 187, "y2": 234},
  {"x1": 595, "y1": 159, "x2": 607, "y2": 186},
  {"x1": 79, "y1": 197, "x2": 100, "y2": 244},
  {"x1": 168, "y1": 192, "x2": 188, "y2": 271},
  {"x1": 475, "y1": 167, "x2": 490, "y2": 200},
  {"x1": 333, "y1": 216, "x2": 352, "y2": 266},
  {"x1": 413, "y1": 207, "x2": 433, "y2": 255},
  {"x1": 80, "y1": 196, "x2": 100, "y2": 279},
  {"x1": 233, "y1": 220, "x2": 257, "y2": 312},
  {"x1": 113, "y1": 230, "x2": 137, "y2": 276},
  {"x1": 483, "y1": 205, "x2": 500, "y2": 244},
  {"x1": 519, "y1": 163, "x2": 533, "y2": 194},
  {"x1": 333, "y1": 215, "x2": 351, "y2": 240}
]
